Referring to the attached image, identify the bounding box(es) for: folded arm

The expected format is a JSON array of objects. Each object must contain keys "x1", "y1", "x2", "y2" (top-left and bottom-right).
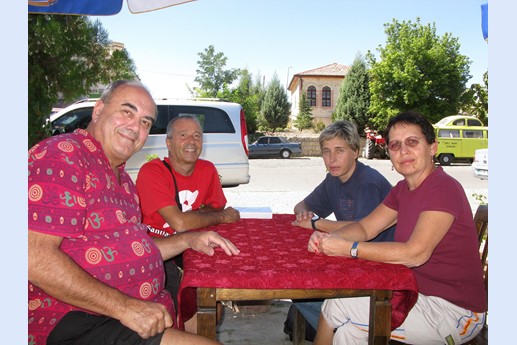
[{"x1": 158, "y1": 205, "x2": 240, "y2": 233}]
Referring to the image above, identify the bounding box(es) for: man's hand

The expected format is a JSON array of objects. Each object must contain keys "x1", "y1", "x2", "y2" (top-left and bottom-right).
[
  {"x1": 292, "y1": 210, "x2": 314, "y2": 229},
  {"x1": 119, "y1": 298, "x2": 173, "y2": 339},
  {"x1": 221, "y1": 206, "x2": 240, "y2": 224},
  {"x1": 189, "y1": 231, "x2": 240, "y2": 256}
]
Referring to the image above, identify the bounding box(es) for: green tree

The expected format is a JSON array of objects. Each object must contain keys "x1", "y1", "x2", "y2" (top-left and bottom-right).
[
  {"x1": 194, "y1": 45, "x2": 240, "y2": 98},
  {"x1": 221, "y1": 69, "x2": 263, "y2": 133},
  {"x1": 460, "y1": 71, "x2": 488, "y2": 125},
  {"x1": 258, "y1": 73, "x2": 291, "y2": 132},
  {"x1": 253, "y1": 72, "x2": 267, "y2": 116},
  {"x1": 334, "y1": 54, "x2": 371, "y2": 132},
  {"x1": 293, "y1": 93, "x2": 313, "y2": 131},
  {"x1": 103, "y1": 48, "x2": 140, "y2": 82},
  {"x1": 28, "y1": 14, "x2": 138, "y2": 147},
  {"x1": 367, "y1": 18, "x2": 471, "y2": 128}
]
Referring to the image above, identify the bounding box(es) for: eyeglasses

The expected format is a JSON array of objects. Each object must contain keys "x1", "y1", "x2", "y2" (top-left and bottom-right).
[{"x1": 387, "y1": 136, "x2": 424, "y2": 151}]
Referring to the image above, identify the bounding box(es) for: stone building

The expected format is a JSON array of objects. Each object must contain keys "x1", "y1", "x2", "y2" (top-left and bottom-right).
[{"x1": 287, "y1": 63, "x2": 349, "y2": 127}]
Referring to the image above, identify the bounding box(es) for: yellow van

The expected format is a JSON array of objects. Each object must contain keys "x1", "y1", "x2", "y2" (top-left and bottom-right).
[{"x1": 434, "y1": 125, "x2": 488, "y2": 165}]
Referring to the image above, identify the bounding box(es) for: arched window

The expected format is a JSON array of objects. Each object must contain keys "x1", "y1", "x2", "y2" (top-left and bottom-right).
[
  {"x1": 307, "y1": 86, "x2": 316, "y2": 106},
  {"x1": 322, "y1": 86, "x2": 331, "y2": 107}
]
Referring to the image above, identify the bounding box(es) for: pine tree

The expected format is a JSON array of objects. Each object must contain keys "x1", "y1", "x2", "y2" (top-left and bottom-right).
[
  {"x1": 259, "y1": 73, "x2": 291, "y2": 132},
  {"x1": 334, "y1": 54, "x2": 370, "y2": 133},
  {"x1": 293, "y1": 93, "x2": 313, "y2": 131}
]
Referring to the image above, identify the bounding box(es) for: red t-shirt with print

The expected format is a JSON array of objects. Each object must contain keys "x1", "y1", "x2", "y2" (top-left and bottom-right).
[{"x1": 136, "y1": 157, "x2": 227, "y2": 236}]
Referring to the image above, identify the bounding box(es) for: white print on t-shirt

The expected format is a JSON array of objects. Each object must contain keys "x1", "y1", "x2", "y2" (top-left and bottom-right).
[
  {"x1": 178, "y1": 189, "x2": 199, "y2": 212},
  {"x1": 161, "y1": 189, "x2": 200, "y2": 229}
]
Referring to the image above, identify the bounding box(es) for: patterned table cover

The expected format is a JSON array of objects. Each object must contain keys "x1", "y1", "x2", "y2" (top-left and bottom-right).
[{"x1": 179, "y1": 214, "x2": 418, "y2": 330}]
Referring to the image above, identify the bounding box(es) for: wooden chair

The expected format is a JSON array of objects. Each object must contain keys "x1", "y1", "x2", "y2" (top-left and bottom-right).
[
  {"x1": 463, "y1": 204, "x2": 488, "y2": 345},
  {"x1": 293, "y1": 204, "x2": 489, "y2": 345}
]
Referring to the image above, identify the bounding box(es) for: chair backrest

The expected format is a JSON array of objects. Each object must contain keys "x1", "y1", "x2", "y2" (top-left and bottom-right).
[{"x1": 474, "y1": 204, "x2": 488, "y2": 303}]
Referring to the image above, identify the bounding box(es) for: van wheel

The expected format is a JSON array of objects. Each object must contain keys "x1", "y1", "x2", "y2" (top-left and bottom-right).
[
  {"x1": 439, "y1": 154, "x2": 453, "y2": 166},
  {"x1": 280, "y1": 149, "x2": 291, "y2": 159}
]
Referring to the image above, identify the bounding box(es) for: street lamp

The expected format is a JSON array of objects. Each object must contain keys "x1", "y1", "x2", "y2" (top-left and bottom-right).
[{"x1": 286, "y1": 66, "x2": 293, "y2": 92}]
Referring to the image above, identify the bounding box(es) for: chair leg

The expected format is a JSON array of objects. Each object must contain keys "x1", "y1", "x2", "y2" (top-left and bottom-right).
[{"x1": 293, "y1": 306, "x2": 306, "y2": 345}]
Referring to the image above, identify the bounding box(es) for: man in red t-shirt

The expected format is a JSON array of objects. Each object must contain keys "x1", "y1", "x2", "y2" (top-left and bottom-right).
[{"x1": 136, "y1": 115, "x2": 240, "y2": 332}]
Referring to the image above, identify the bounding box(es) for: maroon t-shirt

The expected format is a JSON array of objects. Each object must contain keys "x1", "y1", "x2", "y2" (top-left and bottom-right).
[{"x1": 383, "y1": 166, "x2": 486, "y2": 313}]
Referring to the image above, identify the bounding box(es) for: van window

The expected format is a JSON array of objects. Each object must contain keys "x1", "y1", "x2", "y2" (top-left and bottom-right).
[
  {"x1": 51, "y1": 107, "x2": 93, "y2": 135},
  {"x1": 150, "y1": 105, "x2": 174, "y2": 134},
  {"x1": 149, "y1": 105, "x2": 236, "y2": 135},
  {"x1": 464, "y1": 130, "x2": 484, "y2": 138},
  {"x1": 53, "y1": 108, "x2": 92, "y2": 127},
  {"x1": 450, "y1": 118, "x2": 483, "y2": 126},
  {"x1": 438, "y1": 129, "x2": 460, "y2": 138},
  {"x1": 452, "y1": 119, "x2": 465, "y2": 126},
  {"x1": 467, "y1": 118, "x2": 483, "y2": 126}
]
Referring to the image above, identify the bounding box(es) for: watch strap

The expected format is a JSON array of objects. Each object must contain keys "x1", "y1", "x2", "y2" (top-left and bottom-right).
[
  {"x1": 350, "y1": 241, "x2": 359, "y2": 258},
  {"x1": 311, "y1": 215, "x2": 320, "y2": 230}
]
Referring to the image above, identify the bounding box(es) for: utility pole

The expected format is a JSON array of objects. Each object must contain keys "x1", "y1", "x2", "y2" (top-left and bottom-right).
[{"x1": 286, "y1": 66, "x2": 293, "y2": 92}]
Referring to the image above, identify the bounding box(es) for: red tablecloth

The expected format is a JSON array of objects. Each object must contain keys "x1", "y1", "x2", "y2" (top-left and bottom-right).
[{"x1": 179, "y1": 214, "x2": 418, "y2": 330}]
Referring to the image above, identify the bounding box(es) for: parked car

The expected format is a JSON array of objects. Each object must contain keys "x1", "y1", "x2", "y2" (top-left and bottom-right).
[
  {"x1": 50, "y1": 98, "x2": 250, "y2": 187},
  {"x1": 248, "y1": 136, "x2": 302, "y2": 159},
  {"x1": 471, "y1": 148, "x2": 488, "y2": 180}
]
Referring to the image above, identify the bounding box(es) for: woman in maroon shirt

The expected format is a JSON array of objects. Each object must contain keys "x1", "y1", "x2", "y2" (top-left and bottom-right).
[{"x1": 308, "y1": 111, "x2": 486, "y2": 345}]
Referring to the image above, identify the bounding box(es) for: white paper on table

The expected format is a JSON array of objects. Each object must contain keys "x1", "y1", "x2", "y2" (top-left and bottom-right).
[{"x1": 234, "y1": 206, "x2": 273, "y2": 219}]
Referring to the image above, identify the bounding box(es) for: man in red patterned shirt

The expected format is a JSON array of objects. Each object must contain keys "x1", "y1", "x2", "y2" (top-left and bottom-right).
[{"x1": 28, "y1": 80, "x2": 239, "y2": 345}]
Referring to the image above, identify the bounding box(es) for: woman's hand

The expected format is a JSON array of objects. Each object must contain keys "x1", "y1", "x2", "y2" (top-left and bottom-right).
[{"x1": 308, "y1": 231, "x2": 350, "y2": 257}]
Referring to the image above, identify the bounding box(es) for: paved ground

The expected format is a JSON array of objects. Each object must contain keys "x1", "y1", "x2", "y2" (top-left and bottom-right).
[
  {"x1": 224, "y1": 157, "x2": 488, "y2": 215},
  {"x1": 217, "y1": 300, "x2": 312, "y2": 345}
]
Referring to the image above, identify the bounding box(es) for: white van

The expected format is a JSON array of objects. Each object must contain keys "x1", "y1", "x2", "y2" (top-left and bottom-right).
[{"x1": 50, "y1": 98, "x2": 251, "y2": 187}]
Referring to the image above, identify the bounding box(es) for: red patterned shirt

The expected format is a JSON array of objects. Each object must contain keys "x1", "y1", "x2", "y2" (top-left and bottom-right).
[{"x1": 28, "y1": 130, "x2": 173, "y2": 345}]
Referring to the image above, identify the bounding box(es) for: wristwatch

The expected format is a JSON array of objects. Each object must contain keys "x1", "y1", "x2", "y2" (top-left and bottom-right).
[
  {"x1": 350, "y1": 241, "x2": 359, "y2": 258},
  {"x1": 311, "y1": 214, "x2": 320, "y2": 230}
]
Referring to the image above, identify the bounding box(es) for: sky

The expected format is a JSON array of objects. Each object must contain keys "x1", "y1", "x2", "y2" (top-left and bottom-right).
[{"x1": 96, "y1": 0, "x2": 489, "y2": 99}]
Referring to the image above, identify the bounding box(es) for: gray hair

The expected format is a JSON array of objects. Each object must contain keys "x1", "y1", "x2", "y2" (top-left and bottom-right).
[
  {"x1": 318, "y1": 120, "x2": 360, "y2": 152},
  {"x1": 166, "y1": 115, "x2": 203, "y2": 138},
  {"x1": 100, "y1": 80, "x2": 157, "y2": 117}
]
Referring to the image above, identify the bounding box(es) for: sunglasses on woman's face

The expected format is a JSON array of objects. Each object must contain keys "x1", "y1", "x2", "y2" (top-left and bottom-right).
[{"x1": 387, "y1": 136, "x2": 424, "y2": 151}]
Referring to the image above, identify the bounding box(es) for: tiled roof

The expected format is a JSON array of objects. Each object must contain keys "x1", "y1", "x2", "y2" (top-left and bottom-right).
[{"x1": 296, "y1": 63, "x2": 350, "y2": 76}]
